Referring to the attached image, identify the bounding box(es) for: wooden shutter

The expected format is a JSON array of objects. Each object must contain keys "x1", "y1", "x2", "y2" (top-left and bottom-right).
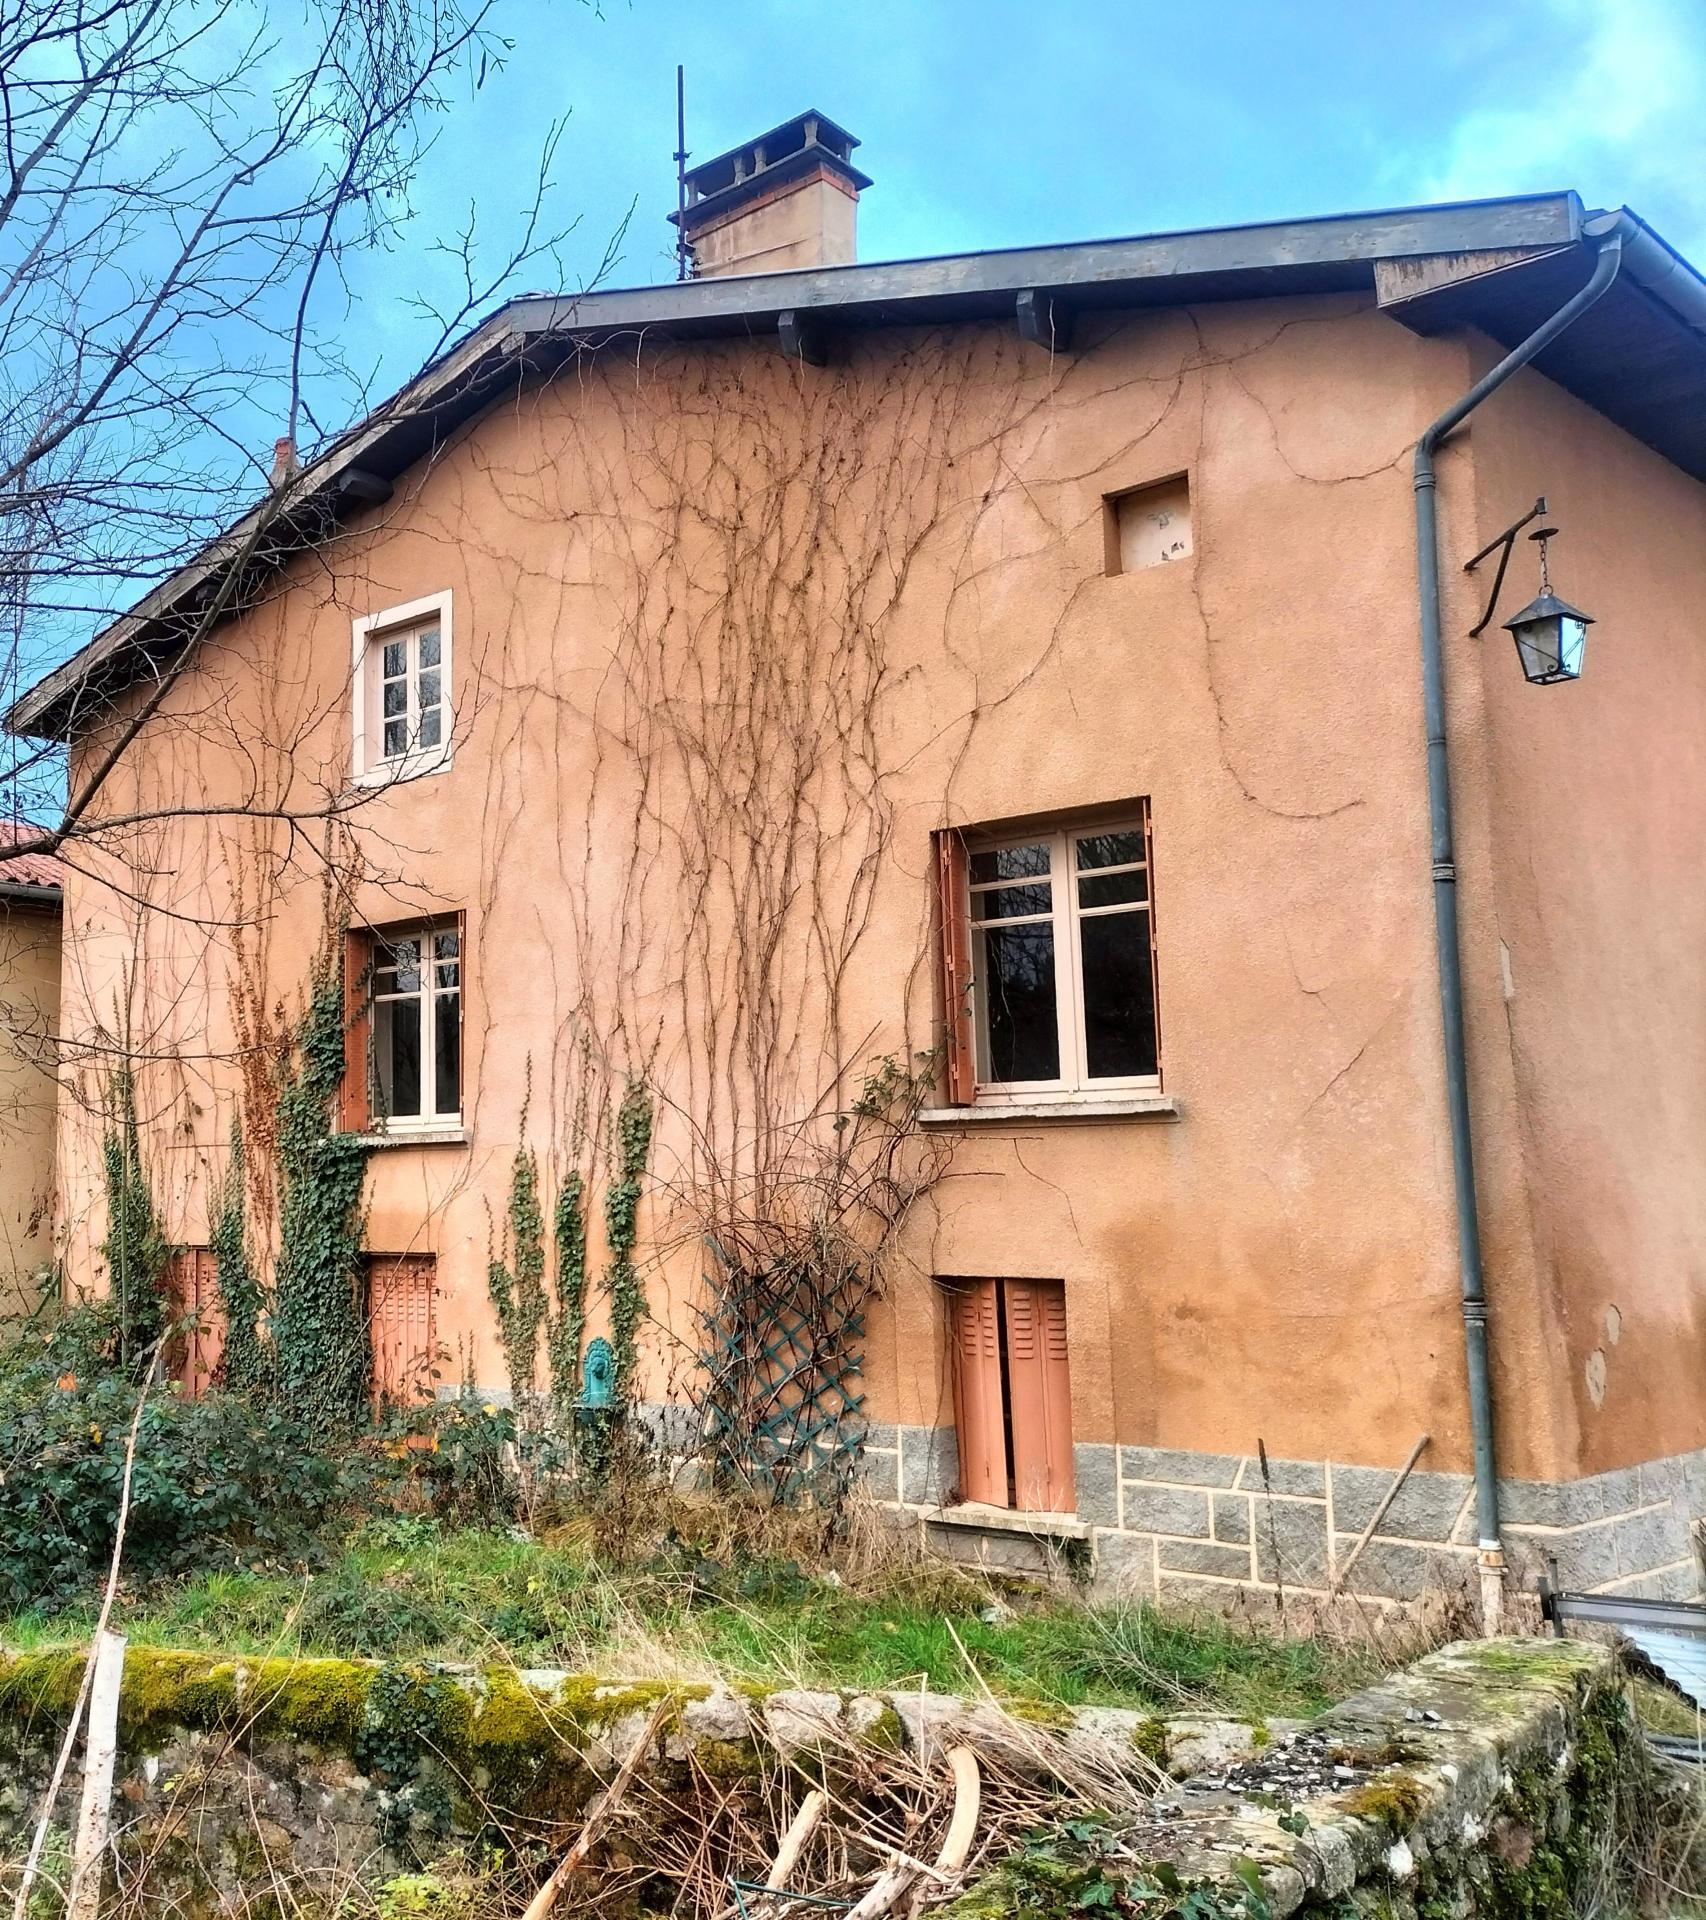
[
  {"x1": 936, "y1": 830, "x2": 975, "y2": 1104},
  {"x1": 341, "y1": 927, "x2": 373, "y2": 1133},
  {"x1": 946, "y1": 1279, "x2": 1006, "y2": 1507},
  {"x1": 164, "y1": 1248, "x2": 225, "y2": 1399},
  {"x1": 1004, "y1": 1279, "x2": 1075, "y2": 1514},
  {"x1": 368, "y1": 1253, "x2": 437, "y2": 1407}
]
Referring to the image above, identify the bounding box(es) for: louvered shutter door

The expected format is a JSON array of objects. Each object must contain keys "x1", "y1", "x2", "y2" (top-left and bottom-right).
[
  {"x1": 368, "y1": 1254, "x2": 437, "y2": 1407},
  {"x1": 1004, "y1": 1279, "x2": 1075, "y2": 1513},
  {"x1": 164, "y1": 1249, "x2": 226, "y2": 1398},
  {"x1": 341, "y1": 928, "x2": 373, "y2": 1133},
  {"x1": 947, "y1": 1280, "x2": 1006, "y2": 1506},
  {"x1": 936, "y1": 831, "x2": 976, "y2": 1104}
]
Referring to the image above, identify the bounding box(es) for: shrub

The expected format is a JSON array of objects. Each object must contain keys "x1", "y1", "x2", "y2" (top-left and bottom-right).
[{"x1": 0, "y1": 1313, "x2": 378, "y2": 1610}]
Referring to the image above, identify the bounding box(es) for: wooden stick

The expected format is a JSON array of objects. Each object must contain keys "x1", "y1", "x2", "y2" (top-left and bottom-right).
[
  {"x1": 934, "y1": 1747, "x2": 981, "y2": 1875},
  {"x1": 764, "y1": 1788, "x2": 827, "y2": 1890},
  {"x1": 520, "y1": 1697, "x2": 672, "y2": 1920},
  {"x1": 65, "y1": 1631, "x2": 127, "y2": 1920},
  {"x1": 1331, "y1": 1433, "x2": 1430, "y2": 1595}
]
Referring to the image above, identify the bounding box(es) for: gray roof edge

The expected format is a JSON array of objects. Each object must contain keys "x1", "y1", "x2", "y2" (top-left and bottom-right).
[{"x1": 12, "y1": 187, "x2": 1666, "y2": 743}]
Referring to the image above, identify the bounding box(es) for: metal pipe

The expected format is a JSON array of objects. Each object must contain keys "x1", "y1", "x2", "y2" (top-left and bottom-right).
[{"x1": 1413, "y1": 210, "x2": 1631, "y2": 1598}]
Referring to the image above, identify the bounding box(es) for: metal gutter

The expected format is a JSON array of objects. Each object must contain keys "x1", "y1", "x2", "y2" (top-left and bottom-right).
[
  {"x1": 0, "y1": 882, "x2": 62, "y2": 907},
  {"x1": 1412, "y1": 209, "x2": 1633, "y2": 1627}
]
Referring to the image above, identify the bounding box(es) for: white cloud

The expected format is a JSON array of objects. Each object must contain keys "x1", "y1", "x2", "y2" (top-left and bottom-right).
[{"x1": 1422, "y1": 0, "x2": 1706, "y2": 253}]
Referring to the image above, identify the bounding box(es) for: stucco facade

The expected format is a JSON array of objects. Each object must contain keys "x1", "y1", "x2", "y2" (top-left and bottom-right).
[
  {"x1": 0, "y1": 858, "x2": 61, "y2": 1317},
  {"x1": 21, "y1": 194, "x2": 1706, "y2": 1611}
]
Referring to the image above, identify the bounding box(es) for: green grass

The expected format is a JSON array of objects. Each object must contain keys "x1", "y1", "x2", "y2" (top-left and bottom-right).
[{"x1": 0, "y1": 1516, "x2": 1375, "y2": 1721}]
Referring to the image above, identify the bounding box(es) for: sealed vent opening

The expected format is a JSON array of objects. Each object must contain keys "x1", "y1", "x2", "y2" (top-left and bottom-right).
[{"x1": 1105, "y1": 475, "x2": 1193, "y2": 575}]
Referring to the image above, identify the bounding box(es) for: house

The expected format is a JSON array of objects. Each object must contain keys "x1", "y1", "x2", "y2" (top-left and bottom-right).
[
  {"x1": 0, "y1": 823, "x2": 62, "y2": 1318},
  {"x1": 9, "y1": 114, "x2": 1706, "y2": 1616}
]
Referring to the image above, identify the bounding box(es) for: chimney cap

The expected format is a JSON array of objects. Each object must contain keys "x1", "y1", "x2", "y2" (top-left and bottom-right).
[{"x1": 671, "y1": 109, "x2": 872, "y2": 233}]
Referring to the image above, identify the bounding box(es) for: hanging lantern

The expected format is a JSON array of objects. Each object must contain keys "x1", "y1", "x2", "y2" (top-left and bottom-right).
[{"x1": 1501, "y1": 524, "x2": 1595, "y2": 684}]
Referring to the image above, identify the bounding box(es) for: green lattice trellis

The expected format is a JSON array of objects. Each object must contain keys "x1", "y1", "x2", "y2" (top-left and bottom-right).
[{"x1": 697, "y1": 1241, "x2": 869, "y2": 1508}]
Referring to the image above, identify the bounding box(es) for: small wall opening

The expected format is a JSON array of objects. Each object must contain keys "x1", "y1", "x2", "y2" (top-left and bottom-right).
[{"x1": 1105, "y1": 475, "x2": 1193, "y2": 575}]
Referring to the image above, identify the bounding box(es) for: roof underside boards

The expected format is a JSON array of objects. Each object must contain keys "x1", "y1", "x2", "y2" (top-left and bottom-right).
[{"x1": 13, "y1": 189, "x2": 1706, "y2": 741}]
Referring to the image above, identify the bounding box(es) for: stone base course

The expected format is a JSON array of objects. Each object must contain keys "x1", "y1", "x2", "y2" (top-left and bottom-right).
[{"x1": 871, "y1": 1423, "x2": 1706, "y2": 1606}]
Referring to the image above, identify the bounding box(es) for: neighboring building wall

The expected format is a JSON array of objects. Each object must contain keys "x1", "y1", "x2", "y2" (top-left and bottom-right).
[
  {"x1": 0, "y1": 895, "x2": 60, "y2": 1315},
  {"x1": 42, "y1": 288, "x2": 1706, "y2": 1604}
]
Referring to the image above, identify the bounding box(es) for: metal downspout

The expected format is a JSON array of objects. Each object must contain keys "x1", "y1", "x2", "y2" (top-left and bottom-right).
[{"x1": 1412, "y1": 209, "x2": 1631, "y2": 1626}]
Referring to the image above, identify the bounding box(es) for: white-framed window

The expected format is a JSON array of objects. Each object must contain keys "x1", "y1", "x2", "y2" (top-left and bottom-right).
[
  {"x1": 351, "y1": 591, "x2": 453, "y2": 785},
  {"x1": 959, "y1": 811, "x2": 1160, "y2": 1101},
  {"x1": 370, "y1": 920, "x2": 462, "y2": 1128}
]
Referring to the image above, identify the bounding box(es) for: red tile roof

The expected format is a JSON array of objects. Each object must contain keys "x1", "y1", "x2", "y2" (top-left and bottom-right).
[{"x1": 0, "y1": 820, "x2": 65, "y2": 895}]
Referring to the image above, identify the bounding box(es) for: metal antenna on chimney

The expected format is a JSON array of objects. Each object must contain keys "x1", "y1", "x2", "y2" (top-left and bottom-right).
[{"x1": 674, "y1": 65, "x2": 689, "y2": 281}]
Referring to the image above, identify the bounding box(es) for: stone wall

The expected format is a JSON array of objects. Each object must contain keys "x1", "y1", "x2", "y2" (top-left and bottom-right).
[
  {"x1": 0, "y1": 1638, "x2": 1665, "y2": 1917},
  {"x1": 868, "y1": 1424, "x2": 1706, "y2": 1605}
]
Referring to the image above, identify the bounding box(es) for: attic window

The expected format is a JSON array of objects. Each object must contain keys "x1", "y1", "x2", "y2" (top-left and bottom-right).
[
  {"x1": 351, "y1": 591, "x2": 453, "y2": 785},
  {"x1": 1104, "y1": 476, "x2": 1193, "y2": 575}
]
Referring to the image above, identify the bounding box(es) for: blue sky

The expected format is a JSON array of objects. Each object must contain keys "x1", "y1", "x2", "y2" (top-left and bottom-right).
[{"x1": 369, "y1": 0, "x2": 1705, "y2": 377}]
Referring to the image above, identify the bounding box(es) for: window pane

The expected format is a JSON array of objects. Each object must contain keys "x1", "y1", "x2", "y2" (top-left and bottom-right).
[
  {"x1": 418, "y1": 628, "x2": 440, "y2": 668},
  {"x1": 970, "y1": 842, "x2": 1050, "y2": 884},
  {"x1": 383, "y1": 679, "x2": 407, "y2": 718},
  {"x1": 433, "y1": 931, "x2": 459, "y2": 986},
  {"x1": 434, "y1": 992, "x2": 461, "y2": 1115},
  {"x1": 971, "y1": 881, "x2": 1052, "y2": 921},
  {"x1": 383, "y1": 639, "x2": 406, "y2": 677},
  {"x1": 383, "y1": 719, "x2": 407, "y2": 757},
  {"x1": 1078, "y1": 869, "x2": 1147, "y2": 909},
  {"x1": 1076, "y1": 830, "x2": 1145, "y2": 870},
  {"x1": 418, "y1": 708, "x2": 442, "y2": 748},
  {"x1": 418, "y1": 669, "x2": 440, "y2": 709},
  {"x1": 382, "y1": 938, "x2": 421, "y2": 991},
  {"x1": 374, "y1": 996, "x2": 422, "y2": 1117},
  {"x1": 1079, "y1": 910, "x2": 1157, "y2": 1078},
  {"x1": 978, "y1": 922, "x2": 1060, "y2": 1081}
]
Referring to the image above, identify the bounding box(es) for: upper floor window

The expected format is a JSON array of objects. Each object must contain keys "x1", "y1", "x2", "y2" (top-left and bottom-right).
[
  {"x1": 937, "y1": 806, "x2": 1160, "y2": 1104},
  {"x1": 342, "y1": 917, "x2": 463, "y2": 1133},
  {"x1": 351, "y1": 591, "x2": 453, "y2": 785}
]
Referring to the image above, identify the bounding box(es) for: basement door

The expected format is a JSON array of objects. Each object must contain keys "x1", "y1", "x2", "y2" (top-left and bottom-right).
[
  {"x1": 945, "y1": 1277, "x2": 1075, "y2": 1513},
  {"x1": 367, "y1": 1253, "x2": 438, "y2": 1407}
]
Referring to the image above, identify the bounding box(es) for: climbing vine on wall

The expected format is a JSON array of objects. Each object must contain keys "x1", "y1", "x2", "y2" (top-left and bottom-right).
[
  {"x1": 211, "y1": 1121, "x2": 271, "y2": 1397},
  {"x1": 271, "y1": 942, "x2": 373, "y2": 1427},
  {"x1": 487, "y1": 1137, "x2": 547, "y2": 1411},
  {"x1": 100, "y1": 1067, "x2": 171, "y2": 1370},
  {"x1": 548, "y1": 1170, "x2": 587, "y2": 1416},
  {"x1": 604, "y1": 1081, "x2": 654, "y2": 1405}
]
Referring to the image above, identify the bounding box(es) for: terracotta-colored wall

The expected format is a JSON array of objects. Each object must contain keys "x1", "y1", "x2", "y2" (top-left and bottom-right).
[
  {"x1": 1461, "y1": 349, "x2": 1706, "y2": 1478},
  {"x1": 52, "y1": 288, "x2": 1695, "y2": 1485},
  {"x1": 0, "y1": 898, "x2": 60, "y2": 1313}
]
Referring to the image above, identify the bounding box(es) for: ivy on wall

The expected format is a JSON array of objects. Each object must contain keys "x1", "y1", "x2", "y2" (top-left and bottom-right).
[
  {"x1": 605, "y1": 1082, "x2": 654, "y2": 1406},
  {"x1": 271, "y1": 947, "x2": 373, "y2": 1427},
  {"x1": 212, "y1": 1121, "x2": 271, "y2": 1397},
  {"x1": 487, "y1": 1142, "x2": 547, "y2": 1410},
  {"x1": 100, "y1": 1067, "x2": 170, "y2": 1370},
  {"x1": 548, "y1": 1170, "x2": 587, "y2": 1416}
]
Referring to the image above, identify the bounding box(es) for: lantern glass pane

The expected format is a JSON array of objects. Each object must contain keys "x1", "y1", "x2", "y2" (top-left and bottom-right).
[
  {"x1": 1514, "y1": 615, "x2": 1560, "y2": 684},
  {"x1": 1560, "y1": 615, "x2": 1588, "y2": 678}
]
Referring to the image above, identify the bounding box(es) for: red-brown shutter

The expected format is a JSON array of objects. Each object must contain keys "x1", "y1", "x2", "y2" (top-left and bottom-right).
[
  {"x1": 164, "y1": 1248, "x2": 226, "y2": 1399},
  {"x1": 368, "y1": 1253, "x2": 437, "y2": 1407},
  {"x1": 936, "y1": 830, "x2": 975, "y2": 1104},
  {"x1": 1004, "y1": 1279, "x2": 1075, "y2": 1514},
  {"x1": 947, "y1": 1279, "x2": 1006, "y2": 1507},
  {"x1": 341, "y1": 927, "x2": 373, "y2": 1133}
]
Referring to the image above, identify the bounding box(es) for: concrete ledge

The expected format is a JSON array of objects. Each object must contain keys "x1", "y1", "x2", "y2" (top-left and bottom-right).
[
  {"x1": 918, "y1": 1095, "x2": 1180, "y2": 1127},
  {"x1": 922, "y1": 1503, "x2": 1090, "y2": 1540}
]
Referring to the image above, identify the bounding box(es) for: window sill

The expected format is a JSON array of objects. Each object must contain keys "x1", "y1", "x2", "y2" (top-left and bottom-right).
[
  {"x1": 919, "y1": 1094, "x2": 1179, "y2": 1128},
  {"x1": 354, "y1": 1126, "x2": 470, "y2": 1150},
  {"x1": 350, "y1": 751, "x2": 453, "y2": 791},
  {"x1": 922, "y1": 1503, "x2": 1090, "y2": 1541}
]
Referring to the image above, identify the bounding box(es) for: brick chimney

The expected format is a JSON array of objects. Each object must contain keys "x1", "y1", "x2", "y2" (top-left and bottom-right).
[{"x1": 671, "y1": 110, "x2": 871, "y2": 278}]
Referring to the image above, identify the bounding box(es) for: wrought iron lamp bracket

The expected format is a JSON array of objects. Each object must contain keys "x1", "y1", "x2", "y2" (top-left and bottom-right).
[{"x1": 1464, "y1": 495, "x2": 1550, "y2": 637}]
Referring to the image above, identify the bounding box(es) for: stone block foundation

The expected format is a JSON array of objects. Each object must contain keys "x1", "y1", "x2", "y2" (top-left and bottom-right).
[{"x1": 869, "y1": 1424, "x2": 1706, "y2": 1606}]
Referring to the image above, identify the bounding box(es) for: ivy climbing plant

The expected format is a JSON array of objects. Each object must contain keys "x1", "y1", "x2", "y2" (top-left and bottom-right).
[
  {"x1": 100, "y1": 1067, "x2": 171, "y2": 1371},
  {"x1": 211, "y1": 1120, "x2": 271, "y2": 1397},
  {"x1": 271, "y1": 944, "x2": 373, "y2": 1427},
  {"x1": 605, "y1": 1081, "x2": 654, "y2": 1405},
  {"x1": 547, "y1": 1170, "x2": 587, "y2": 1416},
  {"x1": 487, "y1": 1140, "x2": 547, "y2": 1411}
]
